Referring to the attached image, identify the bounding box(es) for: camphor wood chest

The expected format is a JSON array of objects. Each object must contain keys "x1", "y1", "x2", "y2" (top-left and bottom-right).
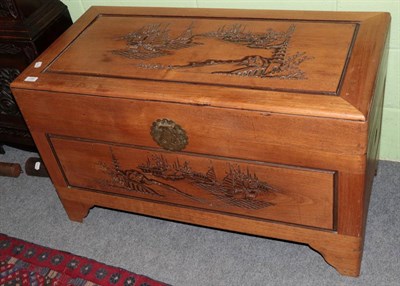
[{"x1": 11, "y1": 7, "x2": 390, "y2": 276}]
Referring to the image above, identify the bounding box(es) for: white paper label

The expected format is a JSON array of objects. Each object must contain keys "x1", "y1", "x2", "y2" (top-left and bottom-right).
[
  {"x1": 34, "y1": 62, "x2": 42, "y2": 68},
  {"x1": 24, "y1": 76, "x2": 38, "y2": 82},
  {"x1": 34, "y1": 162, "x2": 41, "y2": 170}
]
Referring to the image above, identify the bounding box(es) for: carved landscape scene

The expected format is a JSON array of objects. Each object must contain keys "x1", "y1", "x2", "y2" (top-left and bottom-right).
[
  {"x1": 98, "y1": 148, "x2": 280, "y2": 211},
  {"x1": 112, "y1": 22, "x2": 313, "y2": 80},
  {"x1": 47, "y1": 16, "x2": 355, "y2": 93}
]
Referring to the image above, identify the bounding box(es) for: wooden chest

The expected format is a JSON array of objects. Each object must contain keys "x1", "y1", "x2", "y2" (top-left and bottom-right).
[{"x1": 10, "y1": 7, "x2": 390, "y2": 277}]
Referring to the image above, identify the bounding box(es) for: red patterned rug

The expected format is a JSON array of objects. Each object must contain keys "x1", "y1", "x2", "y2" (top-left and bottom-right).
[{"x1": 0, "y1": 233, "x2": 169, "y2": 286}]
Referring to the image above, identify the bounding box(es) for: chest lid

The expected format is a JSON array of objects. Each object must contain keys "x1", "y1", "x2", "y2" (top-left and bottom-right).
[{"x1": 11, "y1": 7, "x2": 390, "y2": 121}]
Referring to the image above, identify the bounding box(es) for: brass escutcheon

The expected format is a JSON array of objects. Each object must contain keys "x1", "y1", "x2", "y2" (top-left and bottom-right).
[{"x1": 150, "y1": 119, "x2": 188, "y2": 151}]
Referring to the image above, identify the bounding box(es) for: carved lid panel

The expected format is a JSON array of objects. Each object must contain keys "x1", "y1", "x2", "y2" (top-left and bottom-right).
[
  {"x1": 47, "y1": 15, "x2": 356, "y2": 95},
  {"x1": 12, "y1": 8, "x2": 390, "y2": 121}
]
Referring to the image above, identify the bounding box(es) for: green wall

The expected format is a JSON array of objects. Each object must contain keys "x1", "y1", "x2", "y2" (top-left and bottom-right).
[{"x1": 61, "y1": 0, "x2": 400, "y2": 161}]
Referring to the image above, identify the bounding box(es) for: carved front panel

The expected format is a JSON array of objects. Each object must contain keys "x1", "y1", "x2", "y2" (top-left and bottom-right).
[
  {"x1": 47, "y1": 16, "x2": 357, "y2": 95},
  {"x1": 50, "y1": 137, "x2": 335, "y2": 229},
  {"x1": 112, "y1": 23, "x2": 312, "y2": 80}
]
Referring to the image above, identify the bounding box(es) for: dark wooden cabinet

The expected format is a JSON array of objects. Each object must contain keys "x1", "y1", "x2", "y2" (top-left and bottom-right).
[{"x1": 0, "y1": 0, "x2": 72, "y2": 152}]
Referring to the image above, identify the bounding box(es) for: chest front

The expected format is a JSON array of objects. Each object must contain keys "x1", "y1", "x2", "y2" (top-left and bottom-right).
[{"x1": 11, "y1": 7, "x2": 390, "y2": 277}]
